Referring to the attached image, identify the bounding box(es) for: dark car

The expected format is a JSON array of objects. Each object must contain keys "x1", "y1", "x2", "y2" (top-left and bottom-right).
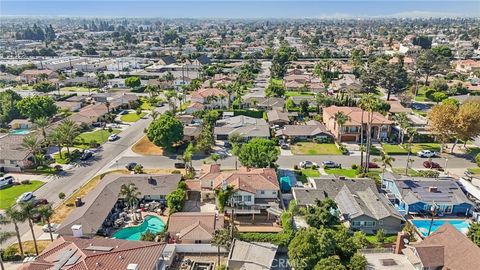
[
  {"x1": 126, "y1": 162, "x2": 142, "y2": 171},
  {"x1": 33, "y1": 198, "x2": 48, "y2": 207},
  {"x1": 174, "y1": 162, "x2": 186, "y2": 169},
  {"x1": 423, "y1": 161, "x2": 441, "y2": 169},
  {"x1": 368, "y1": 162, "x2": 380, "y2": 168},
  {"x1": 80, "y1": 151, "x2": 93, "y2": 160}
]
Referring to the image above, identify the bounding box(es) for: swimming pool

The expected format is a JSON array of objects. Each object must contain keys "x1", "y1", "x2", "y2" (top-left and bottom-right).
[
  {"x1": 10, "y1": 129, "x2": 31, "y2": 135},
  {"x1": 411, "y1": 219, "x2": 470, "y2": 237},
  {"x1": 112, "y1": 215, "x2": 165, "y2": 241}
]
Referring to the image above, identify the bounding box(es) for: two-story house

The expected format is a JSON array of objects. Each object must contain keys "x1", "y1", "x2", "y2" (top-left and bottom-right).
[
  {"x1": 323, "y1": 105, "x2": 393, "y2": 142},
  {"x1": 382, "y1": 172, "x2": 474, "y2": 216},
  {"x1": 190, "y1": 87, "x2": 229, "y2": 109},
  {"x1": 293, "y1": 176, "x2": 405, "y2": 234}
]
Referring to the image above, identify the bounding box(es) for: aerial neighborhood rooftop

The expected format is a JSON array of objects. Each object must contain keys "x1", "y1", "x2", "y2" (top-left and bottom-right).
[{"x1": 1, "y1": 5, "x2": 480, "y2": 270}]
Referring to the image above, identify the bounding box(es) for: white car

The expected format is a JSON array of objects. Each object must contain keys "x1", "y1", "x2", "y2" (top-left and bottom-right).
[
  {"x1": 42, "y1": 223, "x2": 59, "y2": 232},
  {"x1": 16, "y1": 192, "x2": 33, "y2": 203},
  {"x1": 417, "y1": 150, "x2": 438, "y2": 158},
  {"x1": 108, "y1": 134, "x2": 119, "y2": 141}
]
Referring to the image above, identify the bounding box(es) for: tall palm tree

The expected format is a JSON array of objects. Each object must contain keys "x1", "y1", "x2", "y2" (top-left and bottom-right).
[
  {"x1": 37, "y1": 204, "x2": 55, "y2": 242},
  {"x1": 21, "y1": 134, "x2": 42, "y2": 167},
  {"x1": 34, "y1": 117, "x2": 49, "y2": 138},
  {"x1": 212, "y1": 228, "x2": 232, "y2": 266},
  {"x1": 333, "y1": 111, "x2": 350, "y2": 143},
  {"x1": 48, "y1": 128, "x2": 65, "y2": 159},
  {"x1": 4, "y1": 207, "x2": 26, "y2": 258},
  {"x1": 183, "y1": 143, "x2": 194, "y2": 174},
  {"x1": 57, "y1": 119, "x2": 80, "y2": 155},
  {"x1": 20, "y1": 202, "x2": 39, "y2": 255},
  {"x1": 393, "y1": 112, "x2": 411, "y2": 144},
  {"x1": 0, "y1": 231, "x2": 16, "y2": 270},
  {"x1": 374, "y1": 152, "x2": 396, "y2": 179},
  {"x1": 119, "y1": 183, "x2": 141, "y2": 210},
  {"x1": 404, "y1": 128, "x2": 417, "y2": 175}
]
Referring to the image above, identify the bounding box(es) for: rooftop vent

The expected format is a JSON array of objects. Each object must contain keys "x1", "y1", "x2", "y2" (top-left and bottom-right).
[
  {"x1": 127, "y1": 264, "x2": 138, "y2": 270},
  {"x1": 428, "y1": 186, "x2": 438, "y2": 193}
]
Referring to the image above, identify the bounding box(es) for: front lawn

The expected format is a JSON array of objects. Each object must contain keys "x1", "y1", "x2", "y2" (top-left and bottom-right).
[
  {"x1": 131, "y1": 135, "x2": 164, "y2": 155},
  {"x1": 301, "y1": 168, "x2": 321, "y2": 177},
  {"x1": 60, "y1": 86, "x2": 98, "y2": 92},
  {"x1": 466, "y1": 147, "x2": 480, "y2": 158},
  {"x1": 10, "y1": 240, "x2": 51, "y2": 256},
  {"x1": 0, "y1": 180, "x2": 44, "y2": 209},
  {"x1": 75, "y1": 129, "x2": 121, "y2": 147},
  {"x1": 392, "y1": 167, "x2": 421, "y2": 177},
  {"x1": 140, "y1": 99, "x2": 153, "y2": 110},
  {"x1": 324, "y1": 168, "x2": 357, "y2": 178},
  {"x1": 382, "y1": 143, "x2": 409, "y2": 155},
  {"x1": 365, "y1": 234, "x2": 397, "y2": 246},
  {"x1": 285, "y1": 91, "x2": 315, "y2": 97},
  {"x1": 291, "y1": 142, "x2": 342, "y2": 155},
  {"x1": 410, "y1": 143, "x2": 441, "y2": 153},
  {"x1": 467, "y1": 168, "x2": 480, "y2": 175},
  {"x1": 120, "y1": 112, "x2": 146, "y2": 122}
]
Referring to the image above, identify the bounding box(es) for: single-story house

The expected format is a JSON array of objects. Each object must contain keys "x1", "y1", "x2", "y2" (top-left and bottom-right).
[
  {"x1": 0, "y1": 134, "x2": 33, "y2": 172},
  {"x1": 8, "y1": 119, "x2": 33, "y2": 130},
  {"x1": 293, "y1": 176, "x2": 405, "y2": 234},
  {"x1": 275, "y1": 120, "x2": 333, "y2": 142},
  {"x1": 381, "y1": 172, "x2": 474, "y2": 216},
  {"x1": 266, "y1": 110, "x2": 297, "y2": 127},
  {"x1": 20, "y1": 69, "x2": 58, "y2": 83},
  {"x1": 19, "y1": 235, "x2": 167, "y2": 270},
  {"x1": 56, "y1": 174, "x2": 181, "y2": 236},
  {"x1": 227, "y1": 239, "x2": 278, "y2": 270},
  {"x1": 167, "y1": 212, "x2": 224, "y2": 244},
  {"x1": 55, "y1": 101, "x2": 82, "y2": 112},
  {"x1": 213, "y1": 115, "x2": 270, "y2": 141},
  {"x1": 243, "y1": 97, "x2": 285, "y2": 111},
  {"x1": 183, "y1": 126, "x2": 202, "y2": 142}
]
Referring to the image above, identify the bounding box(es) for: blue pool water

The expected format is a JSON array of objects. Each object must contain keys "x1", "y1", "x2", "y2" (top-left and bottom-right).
[
  {"x1": 112, "y1": 215, "x2": 165, "y2": 241},
  {"x1": 10, "y1": 129, "x2": 31, "y2": 135},
  {"x1": 411, "y1": 219, "x2": 470, "y2": 237}
]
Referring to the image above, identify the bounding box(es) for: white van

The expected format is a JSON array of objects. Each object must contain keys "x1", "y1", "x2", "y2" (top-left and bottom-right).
[{"x1": 0, "y1": 175, "x2": 15, "y2": 188}]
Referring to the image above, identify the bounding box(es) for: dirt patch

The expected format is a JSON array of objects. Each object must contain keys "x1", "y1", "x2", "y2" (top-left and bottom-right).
[
  {"x1": 131, "y1": 135, "x2": 165, "y2": 155},
  {"x1": 10, "y1": 240, "x2": 52, "y2": 255}
]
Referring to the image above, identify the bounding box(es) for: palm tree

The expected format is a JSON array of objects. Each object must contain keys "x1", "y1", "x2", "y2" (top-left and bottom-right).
[
  {"x1": 20, "y1": 202, "x2": 39, "y2": 256},
  {"x1": 4, "y1": 207, "x2": 26, "y2": 258},
  {"x1": 57, "y1": 119, "x2": 80, "y2": 155},
  {"x1": 0, "y1": 231, "x2": 16, "y2": 270},
  {"x1": 48, "y1": 128, "x2": 65, "y2": 159},
  {"x1": 183, "y1": 143, "x2": 194, "y2": 174},
  {"x1": 37, "y1": 204, "x2": 55, "y2": 242},
  {"x1": 393, "y1": 112, "x2": 411, "y2": 144},
  {"x1": 119, "y1": 183, "x2": 141, "y2": 210},
  {"x1": 212, "y1": 228, "x2": 232, "y2": 266},
  {"x1": 21, "y1": 134, "x2": 42, "y2": 167},
  {"x1": 404, "y1": 128, "x2": 417, "y2": 175},
  {"x1": 333, "y1": 112, "x2": 350, "y2": 143},
  {"x1": 150, "y1": 109, "x2": 159, "y2": 120},
  {"x1": 374, "y1": 152, "x2": 395, "y2": 179},
  {"x1": 34, "y1": 117, "x2": 49, "y2": 138}
]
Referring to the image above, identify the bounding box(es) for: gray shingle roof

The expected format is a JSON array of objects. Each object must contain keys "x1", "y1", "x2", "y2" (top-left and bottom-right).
[
  {"x1": 214, "y1": 115, "x2": 270, "y2": 138},
  {"x1": 0, "y1": 134, "x2": 32, "y2": 161},
  {"x1": 228, "y1": 239, "x2": 278, "y2": 270}
]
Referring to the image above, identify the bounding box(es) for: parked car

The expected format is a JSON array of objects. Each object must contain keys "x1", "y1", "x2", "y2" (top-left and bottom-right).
[
  {"x1": 174, "y1": 162, "x2": 186, "y2": 169},
  {"x1": 33, "y1": 198, "x2": 48, "y2": 207},
  {"x1": 280, "y1": 143, "x2": 289, "y2": 150},
  {"x1": 368, "y1": 162, "x2": 380, "y2": 168},
  {"x1": 126, "y1": 162, "x2": 142, "y2": 171},
  {"x1": 16, "y1": 192, "x2": 33, "y2": 203},
  {"x1": 42, "y1": 223, "x2": 59, "y2": 232},
  {"x1": 299, "y1": 161, "x2": 318, "y2": 168},
  {"x1": 417, "y1": 150, "x2": 438, "y2": 158},
  {"x1": 80, "y1": 151, "x2": 93, "y2": 160},
  {"x1": 108, "y1": 134, "x2": 119, "y2": 141},
  {"x1": 0, "y1": 175, "x2": 15, "y2": 188},
  {"x1": 110, "y1": 123, "x2": 121, "y2": 128},
  {"x1": 322, "y1": 160, "x2": 341, "y2": 168},
  {"x1": 119, "y1": 110, "x2": 129, "y2": 115},
  {"x1": 92, "y1": 122, "x2": 105, "y2": 127},
  {"x1": 423, "y1": 161, "x2": 441, "y2": 169}
]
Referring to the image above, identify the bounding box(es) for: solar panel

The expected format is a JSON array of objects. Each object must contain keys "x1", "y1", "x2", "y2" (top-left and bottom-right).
[{"x1": 65, "y1": 255, "x2": 80, "y2": 266}]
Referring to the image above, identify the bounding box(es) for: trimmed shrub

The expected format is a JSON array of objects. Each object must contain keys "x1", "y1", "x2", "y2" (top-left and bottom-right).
[
  {"x1": 21, "y1": 180, "x2": 31, "y2": 185},
  {"x1": 476, "y1": 153, "x2": 480, "y2": 167},
  {"x1": 351, "y1": 164, "x2": 358, "y2": 170}
]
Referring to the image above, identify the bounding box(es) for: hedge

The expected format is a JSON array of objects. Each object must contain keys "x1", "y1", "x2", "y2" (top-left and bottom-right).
[
  {"x1": 232, "y1": 109, "x2": 264, "y2": 118},
  {"x1": 238, "y1": 232, "x2": 293, "y2": 247}
]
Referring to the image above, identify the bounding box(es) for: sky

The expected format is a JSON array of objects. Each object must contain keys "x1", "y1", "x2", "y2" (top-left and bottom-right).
[{"x1": 1, "y1": 0, "x2": 479, "y2": 18}]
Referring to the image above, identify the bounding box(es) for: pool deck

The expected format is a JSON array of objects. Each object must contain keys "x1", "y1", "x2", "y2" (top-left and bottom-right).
[{"x1": 409, "y1": 218, "x2": 471, "y2": 238}]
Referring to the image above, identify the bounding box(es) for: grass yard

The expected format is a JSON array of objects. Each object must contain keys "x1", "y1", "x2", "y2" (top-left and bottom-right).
[
  {"x1": 0, "y1": 181, "x2": 44, "y2": 209},
  {"x1": 468, "y1": 168, "x2": 480, "y2": 175},
  {"x1": 10, "y1": 240, "x2": 51, "y2": 256},
  {"x1": 365, "y1": 234, "x2": 397, "y2": 246},
  {"x1": 131, "y1": 135, "x2": 165, "y2": 155},
  {"x1": 301, "y1": 168, "x2": 321, "y2": 177},
  {"x1": 410, "y1": 143, "x2": 441, "y2": 153},
  {"x1": 60, "y1": 86, "x2": 98, "y2": 92},
  {"x1": 285, "y1": 91, "x2": 315, "y2": 97},
  {"x1": 414, "y1": 88, "x2": 429, "y2": 102},
  {"x1": 140, "y1": 99, "x2": 153, "y2": 110},
  {"x1": 392, "y1": 167, "x2": 421, "y2": 176},
  {"x1": 466, "y1": 147, "x2": 480, "y2": 158},
  {"x1": 382, "y1": 143, "x2": 409, "y2": 155},
  {"x1": 24, "y1": 166, "x2": 58, "y2": 175},
  {"x1": 120, "y1": 112, "x2": 146, "y2": 122},
  {"x1": 271, "y1": 78, "x2": 283, "y2": 85},
  {"x1": 291, "y1": 142, "x2": 342, "y2": 155},
  {"x1": 75, "y1": 129, "x2": 121, "y2": 147},
  {"x1": 325, "y1": 168, "x2": 357, "y2": 178},
  {"x1": 412, "y1": 109, "x2": 427, "y2": 117}
]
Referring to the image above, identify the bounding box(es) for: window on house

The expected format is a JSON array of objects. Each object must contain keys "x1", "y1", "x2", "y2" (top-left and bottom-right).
[
  {"x1": 195, "y1": 240, "x2": 202, "y2": 244},
  {"x1": 233, "y1": 195, "x2": 242, "y2": 201},
  {"x1": 0, "y1": 159, "x2": 4, "y2": 164},
  {"x1": 365, "y1": 221, "x2": 376, "y2": 227},
  {"x1": 244, "y1": 196, "x2": 252, "y2": 202},
  {"x1": 352, "y1": 221, "x2": 361, "y2": 227},
  {"x1": 260, "y1": 191, "x2": 265, "y2": 194},
  {"x1": 10, "y1": 160, "x2": 16, "y2": 165}
]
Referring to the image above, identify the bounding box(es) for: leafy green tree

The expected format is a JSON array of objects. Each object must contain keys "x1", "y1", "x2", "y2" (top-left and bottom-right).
[
  {"x1": 430, "y1": 78, "x2": 449, "y2": 92},
  {"x1": 238, "y1": 138, "x2": 279, "y2": 168},
  {"x1": 196, "y1": 126, "x2": 215, "y2": 154},
  {"x1": 288, "y1": 227, "x2": 336, "y2": 270},
  {"x1": 314, "y1": 255, "x2": 346, "y2": 270},
  {"x1": 33, "y1": 81, "x2": 56, "y2": 93},
  {"x1": 468, "y1": 222, "x2": 480, "y2": 247},
  {"x1": 16, "y1": 95, "x2": 58, "y2": 121},
  {"x1": 210, "y1": 153, "x2": 220, "y2": 164},
  {"x1": 265, "y1": 80, "x2": 286, "y2": 97},
  {"x1": 417, "y1": 50, "x2": 449, "y2": 85},
  {"x1": 348, "y1": 253, "x2": 368, "y2": 270},
  {"x1": 202, "y1": 110, "x2": 220, "y2": 127},
  {"x1": 334, "y1": 226, "x2": 357, "y2": 262},
  {"x1": 0, "y1": 230, "x2": 16, "y2": 270},
  {"x1": 147, "y1": 114, "x2": 183, "y2": 151},
  {"x1": 432, "y1": 45, "x2": 452, "y2": 58},
  {"x1": 166, "y1": 188, "x2": 186, "y2": 214},
  {"x1": 124, "y1": 76, "x2": 141, "y2": 88},
  {"x1": 140, "y1": 230, "x2": 156, "y2": 242},
  {"x1": 0, "y1": 90, "x2": 22, "y2": 127},
  {"x1": 214, "y1": 185, "x2": 234, "y2": 212},
  {"x1": 300, "y1": 100, "x2": 309, "y2": 116},
  {"x1": 305, "y1": 198, "x2": 340, "y2": 228},
  {"x1": 413, "y1": 36, "x2": 432, "y2": 49},
  {"x1": 375, "y1": 229, "x2": 386, "y2": 247},
  {"x1": 431, "y1": 92, "x2": 448, "y2": 104},
  {"x1": 352, "y1": 231, "x2": 369, "y2": 249}
]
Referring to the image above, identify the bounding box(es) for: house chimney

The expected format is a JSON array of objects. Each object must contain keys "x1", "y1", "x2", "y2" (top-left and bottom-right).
[
  {"x1": 71, "y1": 224, "x2": 83, "y2": 238},
  {"x1": 428, "y1": 186, "x2": 438, "y2": 193},
  {"x1": 395, "y1": 232, "x2": 409, "y2": 254}
]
